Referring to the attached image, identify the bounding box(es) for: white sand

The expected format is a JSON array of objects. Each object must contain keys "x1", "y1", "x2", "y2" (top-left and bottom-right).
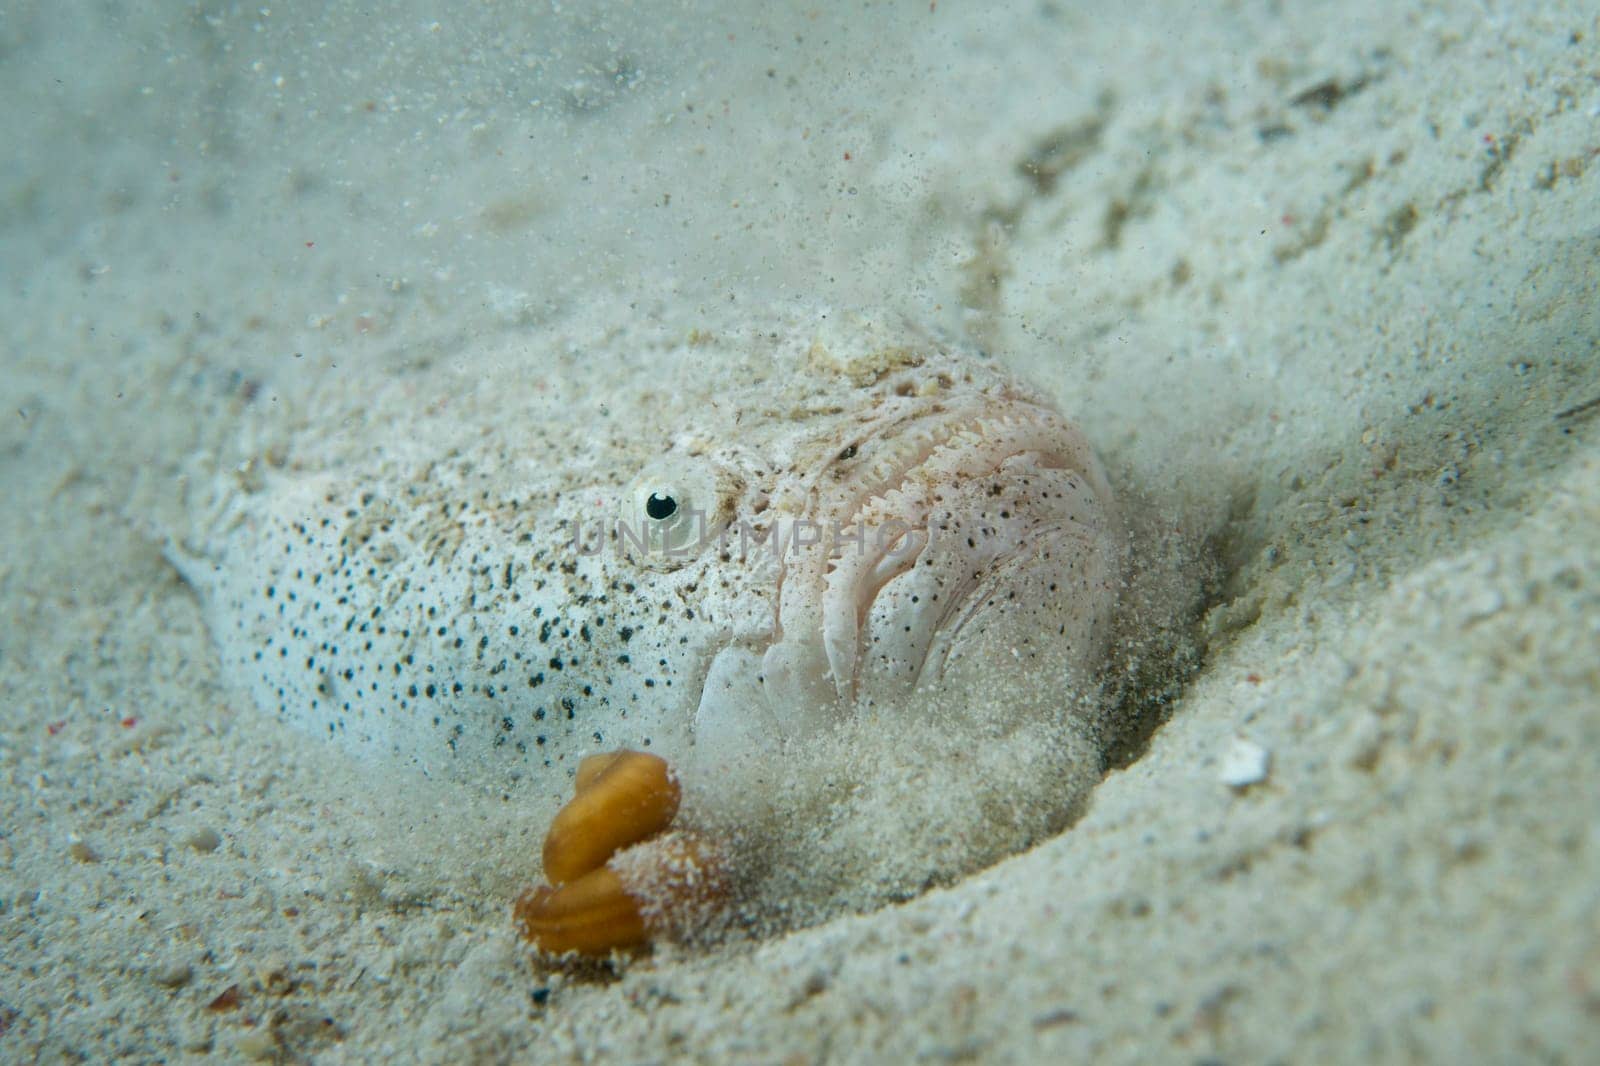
[{"x1": 3, "y1": 1, "x2": 1598, "y2": 1061}]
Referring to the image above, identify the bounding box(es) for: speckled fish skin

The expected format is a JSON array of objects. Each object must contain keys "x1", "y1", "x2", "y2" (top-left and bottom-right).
[{"x1": 180, "y1": 308, "x2": 1124, "y2": 807}]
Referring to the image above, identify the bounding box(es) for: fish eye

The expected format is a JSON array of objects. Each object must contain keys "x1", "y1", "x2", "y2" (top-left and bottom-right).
[
  {"x1": 645, "y1": 493, "x2": 678, "y2": 521},
  {"x1": 617, "y1": 461, "x2": 742, "y2": 571}
]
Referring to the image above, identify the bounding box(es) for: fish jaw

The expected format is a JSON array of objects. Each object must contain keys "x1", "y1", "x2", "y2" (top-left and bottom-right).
[{"x1": 695, "y1": 384, "x2": 1122, "y2": 747}]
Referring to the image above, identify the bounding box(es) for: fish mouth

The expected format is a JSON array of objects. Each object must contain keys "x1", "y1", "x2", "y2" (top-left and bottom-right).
[{"x1": 699, "y1": 387, "x2": 1122, "y2": 743}]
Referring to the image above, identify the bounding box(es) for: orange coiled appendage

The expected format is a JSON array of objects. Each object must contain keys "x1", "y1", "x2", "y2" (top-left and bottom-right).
[
  {"x1": 515, "y1": 750, "x2": 728, "y2": 957},
  {"x1": 541, "y1": 750, "x2": 680, "y2": 885}
]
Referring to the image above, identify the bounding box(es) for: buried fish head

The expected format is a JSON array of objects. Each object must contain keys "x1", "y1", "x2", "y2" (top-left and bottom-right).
[
  {"x1": 180, "y1": 310, "x2": 1125, "y2": 830},
  {"x1": 685, "y1": 353, "x2": 1124, "y2": 775}
]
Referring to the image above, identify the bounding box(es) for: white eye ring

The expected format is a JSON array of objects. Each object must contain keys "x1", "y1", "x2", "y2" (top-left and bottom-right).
[{"x1": 617, "y1": 461, "x2": 740, "y2": 570}]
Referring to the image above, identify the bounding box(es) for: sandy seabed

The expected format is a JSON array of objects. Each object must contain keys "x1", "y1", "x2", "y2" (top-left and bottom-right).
[{"x1": 3, "y1": 1, "x2": 1598, "y2": 1062}]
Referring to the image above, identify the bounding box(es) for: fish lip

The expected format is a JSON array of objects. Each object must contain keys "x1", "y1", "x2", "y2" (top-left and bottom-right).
[{"x1": 754, "y1": 390, "x2": 1117, "y2": 735}]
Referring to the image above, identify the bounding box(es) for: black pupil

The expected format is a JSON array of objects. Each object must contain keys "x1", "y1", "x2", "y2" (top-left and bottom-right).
[{"x1": 645, "y1": 493, "x2": 677, "y2": 521}]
